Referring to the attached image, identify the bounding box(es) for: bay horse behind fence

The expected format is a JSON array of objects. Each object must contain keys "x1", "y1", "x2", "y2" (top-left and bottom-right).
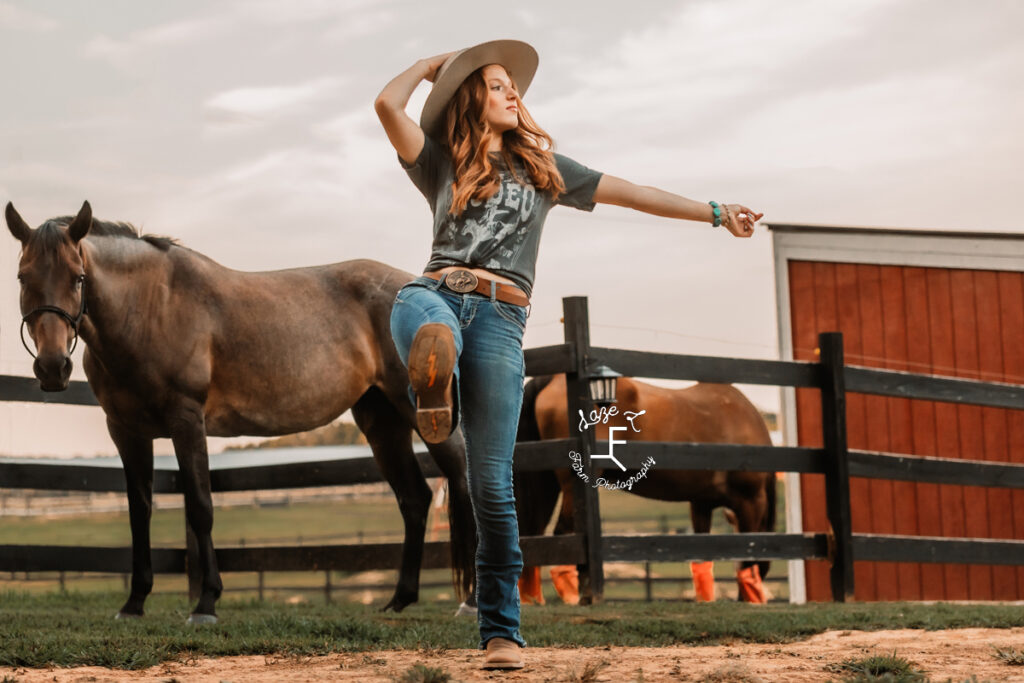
[
  {"x1": 5, "y1": 201, "x2": 476, "y2": 623},
  {"x1": 515, "y1": 373, "x2": 777, "y2": 604}
]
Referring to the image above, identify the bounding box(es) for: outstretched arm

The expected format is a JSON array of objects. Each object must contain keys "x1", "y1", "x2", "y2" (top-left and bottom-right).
[
  {"x1": 592, "y1": 174, "x2": 763, "y2": 238},
  {"x1": 374, "y1": 52, "x2": 454, "y2": 165}
]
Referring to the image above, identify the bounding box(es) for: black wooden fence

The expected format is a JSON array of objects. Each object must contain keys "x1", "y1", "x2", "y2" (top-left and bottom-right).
[{"x1": 2, "y1": 295, "x2": 1024, "y2": 603}]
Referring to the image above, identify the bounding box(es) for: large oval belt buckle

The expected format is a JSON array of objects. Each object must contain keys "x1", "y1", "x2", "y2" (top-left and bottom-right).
[{"x1": 444, "y1": 269, "x2": 479, "y2": 293}]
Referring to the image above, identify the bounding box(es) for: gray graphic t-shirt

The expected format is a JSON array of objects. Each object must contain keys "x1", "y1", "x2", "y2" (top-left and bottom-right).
[{"x1": 400, "y1": 135, "x2": 603, "y2": 299}]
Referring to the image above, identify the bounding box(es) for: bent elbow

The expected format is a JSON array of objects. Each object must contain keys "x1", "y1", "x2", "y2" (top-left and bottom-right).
[{"x1": 374, "y1": 94, "x2": 399, "y2": 117}]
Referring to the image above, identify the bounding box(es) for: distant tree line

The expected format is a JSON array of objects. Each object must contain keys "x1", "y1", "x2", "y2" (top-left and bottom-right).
[
  {"x1": 223, "y1": 421, "x2": 369, "y2": 450},
  {"x1": 223, "y1": 411, "x2": 776, "y2": 452}
]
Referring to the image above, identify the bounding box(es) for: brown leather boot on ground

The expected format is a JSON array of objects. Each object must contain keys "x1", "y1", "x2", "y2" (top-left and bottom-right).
[
  {"x1": 408, "y1": 322, "x2": 456, "y2": 444},
  {"x1": 482, "y1": 637, "x2": 525, "y2": 670}
]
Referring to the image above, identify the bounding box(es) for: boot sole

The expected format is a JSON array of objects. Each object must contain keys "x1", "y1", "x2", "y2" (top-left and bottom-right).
[
  {"x1": 482, "y1": 662, "x2": 525, "y2": 670},
  {"x1": 408, "y1": 323, "x2": 455, "y2": 443}
]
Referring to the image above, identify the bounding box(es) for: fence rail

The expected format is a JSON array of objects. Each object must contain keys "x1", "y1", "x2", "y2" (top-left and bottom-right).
[
  {"x1": 2, "y1": 568, "x2": 791, "y2": 604},
  {"x1": 3, "y1": 294, "x2": 1024, "y2": 604}
]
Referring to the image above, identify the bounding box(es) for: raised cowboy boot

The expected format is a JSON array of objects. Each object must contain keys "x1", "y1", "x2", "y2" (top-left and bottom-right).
[{"x1": 408, "y1": 322, "x2": 456, "y2": 444}]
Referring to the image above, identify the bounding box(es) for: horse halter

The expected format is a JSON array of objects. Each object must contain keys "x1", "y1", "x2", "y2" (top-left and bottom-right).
[{"x1": 19, "y1": 278, "x2": 88, "y2": 359}]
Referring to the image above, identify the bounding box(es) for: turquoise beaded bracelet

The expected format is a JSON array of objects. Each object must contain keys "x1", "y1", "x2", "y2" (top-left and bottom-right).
[{"x1": 709, "y1": 201, "x2": 723, "y2": 227}]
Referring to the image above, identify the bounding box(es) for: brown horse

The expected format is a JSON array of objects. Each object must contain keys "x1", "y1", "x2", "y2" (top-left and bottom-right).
[
  {"x1": 6, "y1": 201, "x2": 476, "y2": 622},
  {"x1": 514, "y1": 373, "x2": 776, "y2": 603}
]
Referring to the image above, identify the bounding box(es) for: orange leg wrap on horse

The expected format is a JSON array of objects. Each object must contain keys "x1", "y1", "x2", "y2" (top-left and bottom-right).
[
  {"x1": 550, "y1": 565, "x2": 579, "y2": 605},
  {"x1": 690, "y1": 561, "x2": 716, "y2": 602},
  {"x1": 517, "y1": 566, "x2": 545, "y2": 605},
  {"x1": 737, "y1": 564, "x2": 766, "y2": 604}
]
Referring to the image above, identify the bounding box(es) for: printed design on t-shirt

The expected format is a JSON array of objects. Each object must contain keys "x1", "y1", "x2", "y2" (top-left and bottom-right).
[{"x1": 440, "y1": 168, "x2": 538, "y2": 269}]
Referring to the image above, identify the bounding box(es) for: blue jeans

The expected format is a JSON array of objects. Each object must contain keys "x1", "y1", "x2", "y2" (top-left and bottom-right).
[{"x1": 390, "y1": 275, "x2": 529, "y2": 650}]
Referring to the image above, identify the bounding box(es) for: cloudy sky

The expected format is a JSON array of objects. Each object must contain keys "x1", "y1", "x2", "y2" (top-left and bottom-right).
[{"x1": 1, "y1": 0, "x2": 1021, "y2": 457}]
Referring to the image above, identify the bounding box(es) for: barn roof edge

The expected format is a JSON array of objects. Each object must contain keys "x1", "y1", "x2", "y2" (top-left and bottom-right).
[{"x1": 764, "y1": 223, "x2": 1024, "y2": 241}]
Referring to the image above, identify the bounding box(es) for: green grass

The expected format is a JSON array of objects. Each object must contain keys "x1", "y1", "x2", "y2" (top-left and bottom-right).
[
  {"x1": 825, "y1": 653, "x2": 928, "y2": 682},
  {"x1": 394, "y1": 663, "x2": 453, "y2": 683},
  {"x1": 992, "y1": 645, "x2": 1024, "y2": 665},
  {"x1": 0, "y1": 592, "x2": 1022, "y2": 670}
]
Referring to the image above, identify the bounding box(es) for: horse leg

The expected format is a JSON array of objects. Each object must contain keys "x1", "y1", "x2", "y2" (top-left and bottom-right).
[
  {"x1": 547, "y1": 474, "x2": 579, "y2": 605},
  {"x1": 169, "y1": 407, "x2": 223, "y2": 622},
  {"x1": 109, "y1": 419, "x2": 154, "y2": 618},
  {"x1": 515, "y1": 469, "x2": 561, "y2": 606},
  {"x1": 689, "y1": 502, "x2": 716, "y2": 602},
  {"x1": 728, "y1": 493, "x2": 769, "y2": 604},
  {"x1": 424, "y1": 429, "x2": 478, "y2": 613},
  {"x1": 757, "y1": 474, "x2": 777, "y2": 581},
  {"x1": 351, "y1": 386, "x2": 432, "y2": 613}
]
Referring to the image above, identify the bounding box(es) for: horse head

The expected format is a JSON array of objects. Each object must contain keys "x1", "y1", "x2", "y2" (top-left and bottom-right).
[{"x1": 6, "y1": 200, "x2": 92, "y2": 391}]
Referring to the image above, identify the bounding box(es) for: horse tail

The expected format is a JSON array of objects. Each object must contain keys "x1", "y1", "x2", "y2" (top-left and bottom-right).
[
  {"x1": 515, "y1": 375, "x2": 561, "y2": 537},
  {"x1": 518, "y1": 374, "x2": 555, "y2": 441},
  {"x1": 758, "y1": 473, "x2": 778, "y2": 580},
  {"x1": 446, "y1": 476, "x2": 474, "y2": 603}
]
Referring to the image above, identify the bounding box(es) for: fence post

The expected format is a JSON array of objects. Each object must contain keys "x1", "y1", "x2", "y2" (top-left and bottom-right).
[
  {"x1": 818, "y1": 332, "x2": 854, "y2": 602},
  {"x1": 562, "y1": 296, "x2": 604, "y2": 605}
]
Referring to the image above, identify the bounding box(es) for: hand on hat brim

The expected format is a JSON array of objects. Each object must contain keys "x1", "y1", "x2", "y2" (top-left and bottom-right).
[{"x1": 425, "y1": 51, "x2": 458, "y2": 83}]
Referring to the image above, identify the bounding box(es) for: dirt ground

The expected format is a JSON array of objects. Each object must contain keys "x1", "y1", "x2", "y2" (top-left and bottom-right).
[{"x1": 3, "y1": 628, "x2": 1023, "y2": 682}]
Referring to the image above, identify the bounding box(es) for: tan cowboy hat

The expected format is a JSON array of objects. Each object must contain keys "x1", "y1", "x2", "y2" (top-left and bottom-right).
[{"x1": 420, "y1": 39, "x2": 539, "y2": 139}]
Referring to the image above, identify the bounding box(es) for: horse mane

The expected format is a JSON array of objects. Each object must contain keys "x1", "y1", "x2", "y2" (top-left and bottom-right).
[{"x1": 40, "y1": 216, "x2": 178, "y2": 252}]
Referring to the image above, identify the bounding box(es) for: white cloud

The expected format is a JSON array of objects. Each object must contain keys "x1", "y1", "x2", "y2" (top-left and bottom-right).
[
  {"x1": 528, "y1": 0, "x2": 1020, "y2": 196},
  {"x1": 313, "y1": 107, "x2": 400, "y2": 185},
  {"x1": 321, "y1": 7, "x2": 398, "y2": 43},
  {"x1": 0, "y1": 2, "x2": 57, "y2": 32},
  {"x1": 83, "y1": 15, "x2": 229, "y2": 62},
  {"x1": 205, "y1": 77, "x2": 346, "y2": 118},
  {"x1": 536, "y1": 0, "x2": 890, "y2": 137},
  {"x1": 234, "y1": 0, "x2": 382, "y2": 25},
  {"x1": 513, "y1": 8, "x2": 539, "y2": 29},
  {"x1": 82, "y1": 0, "x2": 396, "y2": 67}
]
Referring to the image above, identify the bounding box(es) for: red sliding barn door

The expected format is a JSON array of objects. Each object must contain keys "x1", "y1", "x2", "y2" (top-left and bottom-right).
[{"x1": 789, "y1": 260, "x2": 1024, "y2": 601}]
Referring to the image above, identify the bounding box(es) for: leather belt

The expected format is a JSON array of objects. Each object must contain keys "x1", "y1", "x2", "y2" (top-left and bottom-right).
[{"x1": 423, "y1": 268, "x2": 529, "y2": 307}]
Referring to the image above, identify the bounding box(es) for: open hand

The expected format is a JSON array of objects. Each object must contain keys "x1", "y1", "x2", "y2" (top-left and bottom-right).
[{"x1": 723, "y1": 204, "x2": 763, "y2": 238}]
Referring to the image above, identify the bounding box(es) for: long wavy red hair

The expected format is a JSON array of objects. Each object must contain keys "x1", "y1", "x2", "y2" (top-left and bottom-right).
[{"x1": 440, "y1": 65, "x2": 565, "y2": 216}]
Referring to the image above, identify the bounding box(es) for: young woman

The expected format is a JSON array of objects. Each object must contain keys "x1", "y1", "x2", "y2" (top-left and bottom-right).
[{"x1": 374, "y1": 39, "x2": 762, "y2": 671}]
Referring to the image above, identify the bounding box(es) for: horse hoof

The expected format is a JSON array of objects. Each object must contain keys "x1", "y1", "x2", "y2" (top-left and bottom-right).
[
  {"x1": 187, "y1": 613, "x2": 218, "y2": 625},
  {"x1": 114, "y1": 611, "x2": 142, "y2": 620},
  {"x1": 454, "y1": 601, "x2": 477, "y2": 617},
  {"x1": 380, "y1": 600, "x2": 407, "y2": 613}
]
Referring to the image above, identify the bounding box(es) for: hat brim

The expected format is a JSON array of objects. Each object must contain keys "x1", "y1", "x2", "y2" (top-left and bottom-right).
[{"x1": 420, "y1": 39, "x2": 539, "y2": 141}]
